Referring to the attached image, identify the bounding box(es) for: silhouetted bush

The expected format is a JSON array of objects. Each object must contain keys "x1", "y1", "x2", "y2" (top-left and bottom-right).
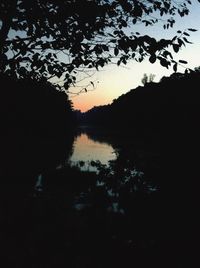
[
  {"x1": 80, "y1": 71, "x2": 200, "y2": 139},
  {"x1": 0, "y1": 74, "x2": 75, "y2": 137},
  {"x1": 0, "y1": 74, "x2": 75, "y2": 182}
]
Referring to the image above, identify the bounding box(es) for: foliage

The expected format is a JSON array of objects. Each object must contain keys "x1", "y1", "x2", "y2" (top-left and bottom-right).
[
  {"x1": 0, "y1": 73, "x2": 75, "y2": 138},
  {"x1": 90, "y1": 157, "x2": 157, "y2": 211},
  {"x1": 80, "y1": 68, "x2": 200, "y2": 139},
  {"x1": 141, "y1": 73, "x2": 155, "y2": 85},
  {"x1": 0, "y1": 0, "x2": 199, "y2": 90},
  {"x1": 194, "y1": 65, "x2": 200, "y2": 72},
  {"x1": 0, "y1": 73, "x2": 76, "y2": 182}
]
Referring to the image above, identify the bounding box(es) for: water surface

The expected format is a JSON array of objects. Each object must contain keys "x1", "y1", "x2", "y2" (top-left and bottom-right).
[{"x1": 69, "y1": 132, "x2": 116, "y2": 170}]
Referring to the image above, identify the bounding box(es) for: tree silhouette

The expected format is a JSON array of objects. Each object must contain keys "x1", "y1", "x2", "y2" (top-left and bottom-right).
[
  {"x1": 141, "y1": 73, "x2": 156, "y2": 85},
  {"x1": 141, "y1": 73, "x2": 148, "y2": 86},
  {"x1": 0, "y1": 0, "x2": 198, "y2": 90}
]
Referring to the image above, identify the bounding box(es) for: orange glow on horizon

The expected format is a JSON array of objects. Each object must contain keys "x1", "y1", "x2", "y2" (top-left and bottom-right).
[
  {"x1": 69, "y1": 3, "x2": 200, "y2": 113},
  {"x1": 71, "y1": 89, "x2": 113, "y2": 112},
  {"x1": 73, "y1": 99, "x2": 111, "y2": 113}
]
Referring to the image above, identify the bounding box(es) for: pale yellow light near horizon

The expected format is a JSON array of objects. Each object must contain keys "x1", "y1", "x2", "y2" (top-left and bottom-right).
[{"x1": 71, "y1": 1, "x2": 200, "y2": 112}]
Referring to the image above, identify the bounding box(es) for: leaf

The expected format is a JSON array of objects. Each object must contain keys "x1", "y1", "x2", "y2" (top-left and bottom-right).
[
  {"x1": 160, "y1": 58, "x2": 169, "y2": 68},
  {"x1": 122, "y1": 57, "x2": 127, "y2": 64},
  {"x1": 133, "y1": 5, "x2": 143, "y2": 17},
  {"x1": 179, "y1": 60, "x2": 188, "y2": 64},
  {"x1": 64, "y1": 82, "x2": 68, "y2": 89},
  {"x1": 164, "y1": 2, "x2": 170, "y2": 9},
  {"x1": 132, "y1": 18, "x2": 137, "y2": 24},
  {"x1": 172, "y1": 36, "x2": 177, "y2": 42},
  {"x1": 183, "y1": 32, "x2": 190, "y2": 36},
  {"x1": 110, "y1": 39, "x2": 116, "y2": 43},
  {"x1": 65, "y1": 73, "x2": 69, "y2": 79},
  {"x1": 90, "y1": 81, "x2": 94, "y2": 88},
  {"x1": 114, "y1": 47, "x2": 119, "y2": 56},
  {"x1": 183, "y1": 37, "x2": 193, "y2": 44},
  {"x1": 102, "y1": 45, "x2": 109, "y2": 51},
  {"x1": 178, "y1": 38, "x2": 185, "y2": 47},
  {"x1": 68, "y1": 78, "x2": 72, "y2": 84},
  {"x1": 121, "y1": 20, "x2": 127, "y2": 27},
  {"x1": 188, "y1": 28, "x2": 197, "y2": 32},
  {"x1": 149, "y1": 54, "x2": 156, "y2": 64},
  {"x1": 173, "y1": 63, "x2": 177, "y2": 72},
  {"x1": 98, "y1": 58, "x2": 104, "y2": 67},
  {"x1": 19, "y1": 67, "x2": 27, "y2": 75},
  {"x1": 173, "y1": 44, "x2": 179, "y2": 53}
]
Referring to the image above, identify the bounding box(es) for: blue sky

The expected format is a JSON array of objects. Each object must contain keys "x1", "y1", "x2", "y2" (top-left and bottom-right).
[{"x1": 71, "y1": 1, "x2": 200, "y2": 112}]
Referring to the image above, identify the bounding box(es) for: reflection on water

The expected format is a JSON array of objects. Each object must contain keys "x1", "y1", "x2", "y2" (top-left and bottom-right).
[{"x1": 69, "y1": 132, "x2": 116, "y2": 170}]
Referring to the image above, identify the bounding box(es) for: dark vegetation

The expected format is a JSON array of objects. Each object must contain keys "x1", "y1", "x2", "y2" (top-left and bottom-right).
[
  {"x1": 79, "y1": 69, "x2": 200, "y2": 195},
  {"x1": 1, "y1": 69, "x2": 200, "y2": 267},
  {"x1": 81, "y1": 70, "x2": 200, "y2": 205},
  {"x1": 80, "y1": 70, "x2": 200, "y2": 138},
  {"x1": 0, "y1": 0, "x2": 197, "y2": 89},
  {"x1": 1, "y1": 0, "x2": 200, "y2": 267},
  {"x1": 0, "y1": 74, "x2": 75, "y2": 184},
  {"x1": 74, "y1": 70, "x2": 200, "y2": 267},
  {"x1": 0, "y1": 74, "x2": 77, "y2": 267}
]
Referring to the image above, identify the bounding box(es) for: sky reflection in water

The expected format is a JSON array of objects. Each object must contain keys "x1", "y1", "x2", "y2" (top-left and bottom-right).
[{"x1": 69, "y1": 133, "x2": 116, "y2": 170}]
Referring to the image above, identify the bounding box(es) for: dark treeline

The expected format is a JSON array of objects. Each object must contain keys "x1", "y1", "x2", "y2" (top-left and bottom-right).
[
  {"x1": 79, "y1": 69, "x2": 200, "y2": 189},
  {"x1": 0, "y1": 74, "x2": 75, "y2": 137},
  {"x1": 1, "y1": 0, "x2": 200, "y2": 266},
  {"x1": 0, "y1": 75, "x2": 78, "y2": 268},
  {"x1": 76, "y1": 70, "x2": 200, "y2": 265},
  {"x1": 79, "y1": 70, "x2": 200, "y2": 138},
  {"x1": 0, "y1": 74, "x2": 76, "y2": 184},
  {"x1": 1, "y1": 71, "x2": 200, "y2": 267},
  {"x1": 78, "y1": 69, "x2": 200, "y2": 185},
  {"x1": 75, "y1": 70, "x2": 200, "y2": 207}
]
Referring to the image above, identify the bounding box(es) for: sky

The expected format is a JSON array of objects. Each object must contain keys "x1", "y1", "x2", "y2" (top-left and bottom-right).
[{"x1": 70, "y1": 1, "x2": 200, "y2": 112}]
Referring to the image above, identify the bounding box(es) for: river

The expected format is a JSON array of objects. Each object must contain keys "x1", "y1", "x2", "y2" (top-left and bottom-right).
[{"x1": 69, "y1": 131, "x2": 116, "y2": 171}]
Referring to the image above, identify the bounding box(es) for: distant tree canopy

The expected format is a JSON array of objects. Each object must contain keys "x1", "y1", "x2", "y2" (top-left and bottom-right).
[
  {"x1": 141, "y1": 73, "x2": 155, "y2": 85},
  {"x1": 194, "y1": 66, "x2": 200, "y2": 72},
  {"x1": 0, "y1": 0, "x2": 199, "y2": 90},
  {"x1": 0, "y1": 74, "x2": 75, "y2": 137},
  {"x1": 80, "y1": 69, "x2": 200, "y2": 133}
]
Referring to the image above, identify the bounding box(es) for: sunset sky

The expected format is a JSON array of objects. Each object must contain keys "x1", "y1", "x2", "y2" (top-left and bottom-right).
[{"x1": 70, "y1": 1, "x2": 200, "y2": 112}]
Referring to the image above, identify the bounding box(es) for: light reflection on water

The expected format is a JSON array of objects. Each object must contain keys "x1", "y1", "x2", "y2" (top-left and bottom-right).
[{"x1": 69, "y1": 133, "x2": 116, "y2": 171}]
